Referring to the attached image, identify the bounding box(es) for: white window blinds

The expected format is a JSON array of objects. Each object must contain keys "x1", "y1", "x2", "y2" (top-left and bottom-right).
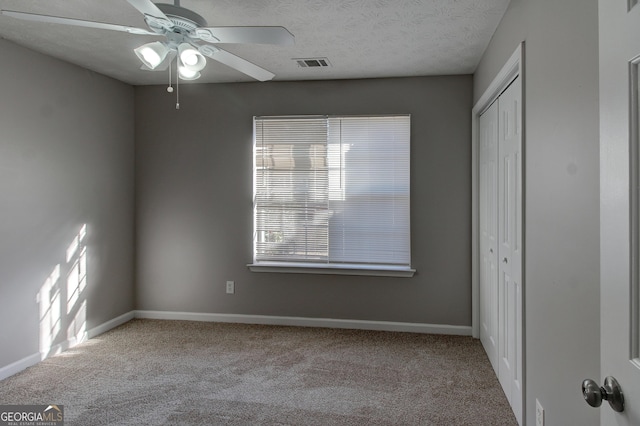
[{"x1": 254, "y1": 115, "x2": 410, "y2": 268}]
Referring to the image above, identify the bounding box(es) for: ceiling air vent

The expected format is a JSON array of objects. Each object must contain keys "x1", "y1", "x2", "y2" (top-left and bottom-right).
[{"x1": 294, "y1": 57, "x2": 331, "y2": 68}]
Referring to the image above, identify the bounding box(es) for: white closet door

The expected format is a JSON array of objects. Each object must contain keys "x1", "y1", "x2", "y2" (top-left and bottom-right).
[
  {"x1": 479, "y1": 100, "x2": 499, "y2": 371},
  {"x1": 497, "y1": 75, "x2": 523, "y2": 423}
]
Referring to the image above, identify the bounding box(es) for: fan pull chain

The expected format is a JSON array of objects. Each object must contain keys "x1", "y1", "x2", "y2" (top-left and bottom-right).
[
  {"x1": 176, "y1": 59, "x2": 180, "y2": 110},
  {"x1": 167, "y1": 58, "x2": 174, "y2": 94}
]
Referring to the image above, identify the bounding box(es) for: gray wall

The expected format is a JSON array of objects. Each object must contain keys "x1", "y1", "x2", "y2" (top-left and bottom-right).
[
  {"x1": 135, "y1": 76, "x2": 473, "y2": 326},
  {"x1": 474, "y1": 1, "x2": 600, "y2": 425},
  {"x1": 0, "y1": 39, "x2": 135, "y2": 368}
]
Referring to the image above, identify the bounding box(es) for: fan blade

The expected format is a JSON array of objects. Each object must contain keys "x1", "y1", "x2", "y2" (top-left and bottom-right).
[
  {"x1": 126, "y1": 0, "x2": 172, "y2": 29},
  {"x1": 0, "y1": 9, "x2": 158, "y2": 35},
  {"x1": 195, "y1": 26, "x2": 294, "y2": 45},
  {"x1": 199, "y1": 46, "x2": 275, "y2": 81}
]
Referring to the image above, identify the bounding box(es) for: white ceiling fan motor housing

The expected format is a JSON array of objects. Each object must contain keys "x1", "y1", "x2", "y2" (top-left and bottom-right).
[{"x1": 152, "y1": 3, "x2": 208, "y2": 34}]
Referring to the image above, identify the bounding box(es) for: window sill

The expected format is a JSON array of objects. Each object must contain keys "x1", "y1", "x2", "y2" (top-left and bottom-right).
[{"x1": 247, "y1": 262, "x2": 416, "y2": 277}]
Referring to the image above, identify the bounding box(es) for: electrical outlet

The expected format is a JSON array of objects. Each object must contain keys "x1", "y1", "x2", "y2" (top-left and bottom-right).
[
  {"x1": 536, "y1": 399, "x2": 544, "y2": 426},
  {"x1": 226, "y1": 280, "x2": 235, "y2": 294}
]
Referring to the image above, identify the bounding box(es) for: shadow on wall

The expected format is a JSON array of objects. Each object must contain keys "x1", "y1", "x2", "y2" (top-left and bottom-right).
[{"x1": 37, "y1": 224, "x2": 88, "y2": 360}]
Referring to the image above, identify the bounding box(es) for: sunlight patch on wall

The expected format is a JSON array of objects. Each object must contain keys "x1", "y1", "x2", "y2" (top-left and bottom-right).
[
  {"x1": 66, "y1": 246, "x2": 86, "y2": 314},
  {"x1": 67, "y1": 300, "x2": 86, "y2": 346},
  {"x1": 38, "y1": 264, "x2": 61, "y2": 359},
  {"x1": 37, "y1": 224, "x2": 88, "y2": 359}
]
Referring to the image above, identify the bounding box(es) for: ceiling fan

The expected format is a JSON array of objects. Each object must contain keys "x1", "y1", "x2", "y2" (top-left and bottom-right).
[{"x1": 0, "y1": 0, "x2": 295, "y2": 82}]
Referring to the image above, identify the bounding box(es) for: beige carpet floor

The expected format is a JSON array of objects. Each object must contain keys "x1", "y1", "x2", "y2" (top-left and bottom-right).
[{"x1": 0, "y1": 319, "x2": 517, "y2": 425}]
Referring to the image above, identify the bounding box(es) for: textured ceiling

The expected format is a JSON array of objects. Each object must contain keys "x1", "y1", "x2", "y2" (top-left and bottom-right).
[{"x1": 0, "y1": 0, "x2": 510, "y2": 85}]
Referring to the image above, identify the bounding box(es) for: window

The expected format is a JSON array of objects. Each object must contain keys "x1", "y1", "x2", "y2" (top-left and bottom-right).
[{"x1": 250, "y1": 115, "x2": 413, "y2": 276}]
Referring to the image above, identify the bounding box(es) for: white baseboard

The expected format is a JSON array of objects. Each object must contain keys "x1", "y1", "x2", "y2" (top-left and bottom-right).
[
  {"x1": 87, "y1": 311, "x2": 135, "y2": 339},
  {"x1": 0, "y1": 311, "x2": 136, "y2": 382},
  {"x1": 134, "y1": 310, "x2": 472, "y2": 336},
  {"x1": 1, "y1": 310, "x2": 471, "y2": 381},
  {"x1": 0, "y1": 353, "x2": 41, "y2": 382}
]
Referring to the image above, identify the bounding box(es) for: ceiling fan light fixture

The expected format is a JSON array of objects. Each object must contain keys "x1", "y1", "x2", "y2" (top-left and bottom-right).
[
  {"x1": 134, "y1": 41, "x2": 169, "y2": 70},
  {"x1": 182, "y1": 50, "x2": 198, "y2": 66},
  {"x1": 178, "y1": 43, "x2": 206, "y2": 72},
  {"x1": 178, "y1": 66, "x2": 201, "y2": 80},
  {"x1": 1, "y1": 0, "x2": 294, "y2": 96}
]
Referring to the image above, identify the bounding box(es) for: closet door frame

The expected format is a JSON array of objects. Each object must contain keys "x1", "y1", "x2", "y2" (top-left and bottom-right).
[{"x1": 471, "y1": 42, "x2": 525, "y2": 423}]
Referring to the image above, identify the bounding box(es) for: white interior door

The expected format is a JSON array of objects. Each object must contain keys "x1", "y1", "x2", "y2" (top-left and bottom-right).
[
  {"x1": 479, "y1": 100, "x2": 499, "y2": 371},
  {"x1": 598, "y1": 0, "x2": 640, "y2": 424},
  {"x1": 497, "y1": 76, "x2": 523, "y2": 423},
  {"x1": 478, "y1": 73, "x2": 523, "y2": 425}
]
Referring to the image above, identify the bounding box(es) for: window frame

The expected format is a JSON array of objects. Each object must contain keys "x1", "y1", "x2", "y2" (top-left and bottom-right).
[{"x1": 248, "y1": 114, "x2": 416, "y2": 278}]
